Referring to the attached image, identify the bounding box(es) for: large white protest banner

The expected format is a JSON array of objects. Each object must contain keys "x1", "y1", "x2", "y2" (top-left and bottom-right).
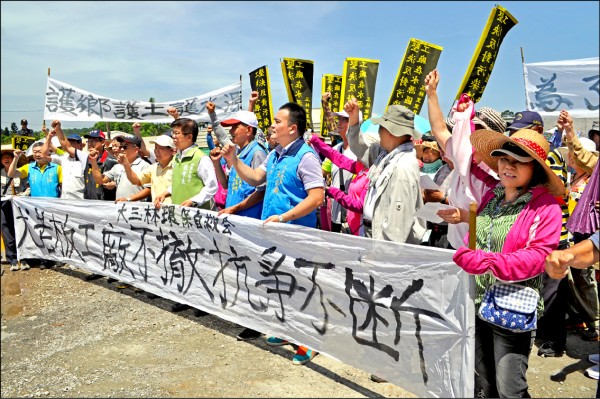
[
  {"x1": 43, "y1": 78, "x2": 242, "y2": 122},
  {"x1": 10, "y1": 196, "x2": 474, "y2": 398},
  {"x1": 524, "y1": 57, "x2": 599, "y2": 118}
]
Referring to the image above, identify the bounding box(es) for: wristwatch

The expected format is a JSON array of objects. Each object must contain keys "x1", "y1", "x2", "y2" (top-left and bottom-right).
[
  {"x1": 278, "y1": 214, "x2": 285, "y2": 223},
  {"x1": 126, "y1": 197, "x2": 132, "y2": 202}
]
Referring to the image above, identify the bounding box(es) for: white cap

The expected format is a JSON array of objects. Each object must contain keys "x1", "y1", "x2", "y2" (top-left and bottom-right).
[
  {"x1": 220, "y1": 110, "x2": 259, "y2": 128},
  {"x1": 150, "y1": 135, "x2": 175, "y2": 149},
  {"x1": 333, "y1": 110, "x2": 363, "y2": 125}
]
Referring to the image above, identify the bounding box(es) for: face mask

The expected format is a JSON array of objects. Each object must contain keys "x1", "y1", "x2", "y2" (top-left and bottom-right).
[{"x1": 421, "y1": 158, "x2": 443, "y2": 174}]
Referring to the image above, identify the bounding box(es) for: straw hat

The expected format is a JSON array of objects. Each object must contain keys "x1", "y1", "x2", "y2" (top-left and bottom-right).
[
  {"x1": 470, "y1": 128, "x2": 565, "y2": 196},
  {"x1": 415, "y1": 140, "x2": 440, "y2": 159},
  {"x1": 1, "y1": 144, "x2": 28, "y2": 167}
]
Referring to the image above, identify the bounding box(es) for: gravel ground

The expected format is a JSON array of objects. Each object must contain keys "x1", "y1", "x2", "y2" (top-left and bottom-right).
[{"x1": 1, "y1": 263, "x2": 598, "y2": 398}]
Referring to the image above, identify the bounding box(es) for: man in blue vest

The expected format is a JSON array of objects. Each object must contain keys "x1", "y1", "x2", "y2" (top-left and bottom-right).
[
  {"x1": 8, "y1": 142, "x2": 62, "y2": 270},
  {"x1": 221, "y1": 102, "x2": 324, "y2": 364},
  {"x1": 206, "y1": 102, "x2": 267, "y2": 219}
]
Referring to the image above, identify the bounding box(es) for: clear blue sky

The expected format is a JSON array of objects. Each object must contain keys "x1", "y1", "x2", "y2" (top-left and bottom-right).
[{"x1": 1, "y1": 1, "x2": 599, "y2": 131}]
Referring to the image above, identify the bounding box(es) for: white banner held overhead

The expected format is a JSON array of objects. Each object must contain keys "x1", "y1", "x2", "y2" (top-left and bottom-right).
[
  {"x1": 10, "y1": 196, "x2": 474, "y2": 398},
  {"x1": 43, "y1": 78, "x2": 242, "y2": 122},
  {"x1": 524, "y1": 57, "x2": 599, "y2": 118}
]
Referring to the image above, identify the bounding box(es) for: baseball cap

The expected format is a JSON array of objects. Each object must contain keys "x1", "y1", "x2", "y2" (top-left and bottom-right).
[
  {"x1": 508, "y1": 111, "x2": 543, "y2": 131},
  {"x1": 116, "y1": 134, "x2": 142, "y2": 147},
  {"x1": 150, "y1": 135, "x2": 175, "y2": 149},
  {"x1": 220, "y1": 111, "x2": 259, "y2": 128},
  {"x1": 67, "y1": 134, "x2": 82, "y2": 142},
  {"x1": 83, "y1": 129, "x2": 106, "y2": 140},
  {"x1": 333, "y1": 110, "x2": 363, "y2": 125},
  {"x1": 490, "y1": 142, "x2": 534, "y2": 162}
]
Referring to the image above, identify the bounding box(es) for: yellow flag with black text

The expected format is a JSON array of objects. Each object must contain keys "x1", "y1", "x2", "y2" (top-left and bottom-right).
[
  {"x1": 281, "y1": 58, "x2": 314, "y2": 130},
  {"x1": 249, "y1": 65, "x2": 274, "y2": 134},
  {"x1": 387, "y1": 39, "x2": 442, "y2": 115},
  {"x1": 339, "y1": 58, "x2": 379, "y2": 121},
  {"x1": 320, "y1": 74, "x2": 342, "y2": 137},
  {"x1": 455, "y1": 5, "x2": 518, "y2": 103}
]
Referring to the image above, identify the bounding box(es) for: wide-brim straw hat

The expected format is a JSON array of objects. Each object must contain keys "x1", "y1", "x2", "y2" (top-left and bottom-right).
[
  {"x1": 470, "y1": 128, "x2": 565, "y2": 196},
  {"x1": 1, "y1": 144, "x2": 28, "y2": 167},
  {"x1": 415, "y1": 140, "x2": 440, "y2": 159}
]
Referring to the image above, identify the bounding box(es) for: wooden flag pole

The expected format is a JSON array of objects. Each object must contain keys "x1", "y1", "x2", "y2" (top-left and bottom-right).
[{"x1": 469, "y1": 202, "x2": 477, "y2": 249}]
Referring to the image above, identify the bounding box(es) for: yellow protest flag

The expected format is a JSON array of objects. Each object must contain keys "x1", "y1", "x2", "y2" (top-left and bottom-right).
[
  {"x1": 455, "y1": 5, "x2": 518, "y2": 103},
  {"x1": 249, "y1": 65, "x2": 275, "y2": 134},
  {"x1": 280, "y1": 58, "x2": 315, "y2": 129},
  {"x1": 387, "y1": 38, "x2": 443, "y2": 115},
  {"x1": 339, "y1": 58, "x2": 379, "y2": 121}
]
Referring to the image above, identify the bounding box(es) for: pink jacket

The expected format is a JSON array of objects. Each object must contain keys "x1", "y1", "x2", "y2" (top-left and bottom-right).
[
  {"x1": 309, "y1": 134, "x2": 369, "y2": 235},
  {"x1": 453, "y1": 186, "x2": 562, "y2": 282}
]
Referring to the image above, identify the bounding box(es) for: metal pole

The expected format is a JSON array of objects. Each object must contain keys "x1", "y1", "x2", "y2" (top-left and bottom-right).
[
  {"x1": 520, "y1": 47, "x2": 528, "y2": 110},
  {"x1": 43, "y1": 68, "x2": 51, "y2": 132}
]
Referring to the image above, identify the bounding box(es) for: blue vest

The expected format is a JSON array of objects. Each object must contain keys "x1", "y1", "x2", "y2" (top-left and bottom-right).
[
  {"x1": 226, "y1": 141, "x2": 267, "y2": 219},
  {"x1": 261, "y1": 138, "x2": 317, "y2": 227},
  {"x1": 28, "y1": 162, "x2": 60, "y2": 198}
]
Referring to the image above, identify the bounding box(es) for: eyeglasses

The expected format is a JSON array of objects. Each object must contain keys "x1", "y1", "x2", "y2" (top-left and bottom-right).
[{"x1": 119, "y1": 145, "x2": 131, "y2": 150}]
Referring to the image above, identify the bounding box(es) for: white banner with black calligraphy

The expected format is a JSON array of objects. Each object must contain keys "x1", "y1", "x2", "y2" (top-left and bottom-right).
[
  {"x1": 11, "y1": 196, "x2": 474, "y2": 398},
  {"x1": 524, "y1": 57, "x2": 599, "y2": 118},
  {"x1": 44, "y1": 78, "x2": 242, "y2": 122}
]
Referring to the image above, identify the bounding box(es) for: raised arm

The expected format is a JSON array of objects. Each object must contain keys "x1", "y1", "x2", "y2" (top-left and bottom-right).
[
  {"x1": 88, "y1": 149, "x2": 110, "y2": 185},
  {"x1": 7, "y1": 150, "x2": 24, "y2": 178},
  {"x1": 344, "y1": 98, "x2": 373, "y2": 167},
  {"x1": 118, "y1": 152, "x2": 142, "y2": 186},
  {"x1": 207, "y1": 101, "x2": 233, "y2": 147},
  {"x1": 221, "y1": 143, "x2": 266, "y2": 186},
  {"x1": 132, "y1": 123, "x2": 150, "y2": 159},
  {"x1": 51, "y1": 120, "x2": 76, "y2": 158},
  {"x1": 424, "y1": 70, "x2": 452, "y2": 151},
  {"x1": 210, "y1": 147, "x2": 228, "y2": 187},
  {"x1": 560, "y1": 110, "x2": 598, "y2": 173},
  {"x1": 247, "y1": 91, "x2": 259, "y2": 112},
  {"x1": 308, "y1": 133, "x2": 359, "y2": 174}
]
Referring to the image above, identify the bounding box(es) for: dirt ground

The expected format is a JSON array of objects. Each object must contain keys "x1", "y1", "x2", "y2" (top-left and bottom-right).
[{"x1": 1, "y1": 262, "x2": 598, "y2": 398}]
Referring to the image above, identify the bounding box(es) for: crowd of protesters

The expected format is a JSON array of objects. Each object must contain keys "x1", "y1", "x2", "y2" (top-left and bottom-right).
[{"x1": 1, "y1": 72, "x2": 599, "y2": 396}]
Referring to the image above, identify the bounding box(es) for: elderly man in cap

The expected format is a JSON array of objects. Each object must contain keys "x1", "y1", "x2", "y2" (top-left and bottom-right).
[
  {"x1": 89, "y1": 134, "x2": 151, "y2": 203},
  {"x1": 17, "y1": 119, "x2": 34, "y2": 137},
  {"x1": 507, "y1": 111, "x2": 544, "y2": 135},
  {"x1": 206, "y1": 101, "x2": 267, "y2": 220},
  {"x1": 81, "y1": 128, "x2": 117, "y2": 201},
  {"x1": 121, "y1": 134, "x2": 176, "y2": 207},
  {"x1": 345, "y1": 98, "x2": 426, "y2": 244}
]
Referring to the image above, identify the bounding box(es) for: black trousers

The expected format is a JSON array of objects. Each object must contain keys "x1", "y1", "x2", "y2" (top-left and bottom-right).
[{"x1": 1, "y1": 200, "x2": 17, "y2": 265}]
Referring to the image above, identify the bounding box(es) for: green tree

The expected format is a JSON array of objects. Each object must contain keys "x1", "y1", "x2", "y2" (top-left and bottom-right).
[
  {"x1": 10, "y1": 122, "x2": 18, "y2": 133},
  {"x1": 501, "y1": 110, "x2": 514, "y2": 118}
]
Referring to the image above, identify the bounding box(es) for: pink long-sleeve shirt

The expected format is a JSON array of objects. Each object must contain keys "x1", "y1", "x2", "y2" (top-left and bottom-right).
[
  {"x1": 453, "y1": 186, "x2": 562, "y2": 282},
  {"x1": 309, "y1": 134, "x2": 369, "y2": 235}
]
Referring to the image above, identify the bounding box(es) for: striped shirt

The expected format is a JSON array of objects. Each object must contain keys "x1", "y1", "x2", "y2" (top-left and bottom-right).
[
  {"x1": 474, "y1": 186, "x2": 544, "y2": 318},
  {"x1": 546, "y1": 149, "x2": 569, "y2": 248}
]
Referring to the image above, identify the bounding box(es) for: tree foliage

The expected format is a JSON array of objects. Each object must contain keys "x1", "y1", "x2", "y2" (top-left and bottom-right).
[
  {"x1": 501, "y1": 110, "x2": 515, "y2": 118},
  {"x1": 10, "y1": 122, "x2": 18, "y2": 133}
]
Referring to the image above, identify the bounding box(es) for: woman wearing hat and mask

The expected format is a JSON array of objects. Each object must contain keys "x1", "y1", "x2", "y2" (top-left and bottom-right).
[{"x1": 442, "y1": 129, "x2": 563, "y2": 397}]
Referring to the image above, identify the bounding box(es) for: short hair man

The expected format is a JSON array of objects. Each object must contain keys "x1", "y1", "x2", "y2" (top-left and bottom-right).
[
  {"x1": 42, "y1": 122, "x2": 89, "y2": 200},
  {"x1": 18, "y1": 119, "x2": 34, "y2": 137},
  {"x1": 221, "y1": 102, "x2": 324, "y2": 364},
  {"x1": 8, "y1": 142, "x2": 62, "y2": 198},
  {"x1": 155, "y1": 116, "x2": 218, "y2": 208},
  {"x1": 89, "y1": 134, "x2": 151, "y2": 203},
  {"x1": 207, "y1": 102, "x2": 267, "y2": 219}
]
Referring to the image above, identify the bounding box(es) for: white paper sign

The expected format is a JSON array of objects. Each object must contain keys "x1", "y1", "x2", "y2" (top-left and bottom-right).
[
  {"x1": 414, "y1": 202, "x2": 457, "y2": 224},
  {"x1": 524, "y1": 57, "x2": 599, "y2": 118},
  {"x1": 420, "y1": 174, "x2": 442, "y2": 191},
  {"x1": 11, "y1": 197, "x2": 474, "y2": 398},
  {"x1": 44, "y1": 78, "x2": 242, "y2": 122}
]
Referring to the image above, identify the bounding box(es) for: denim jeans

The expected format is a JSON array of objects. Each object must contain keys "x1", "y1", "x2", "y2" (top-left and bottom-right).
[{"x1": 474, "y1": 317, "x2": 535, "y2": 398}]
